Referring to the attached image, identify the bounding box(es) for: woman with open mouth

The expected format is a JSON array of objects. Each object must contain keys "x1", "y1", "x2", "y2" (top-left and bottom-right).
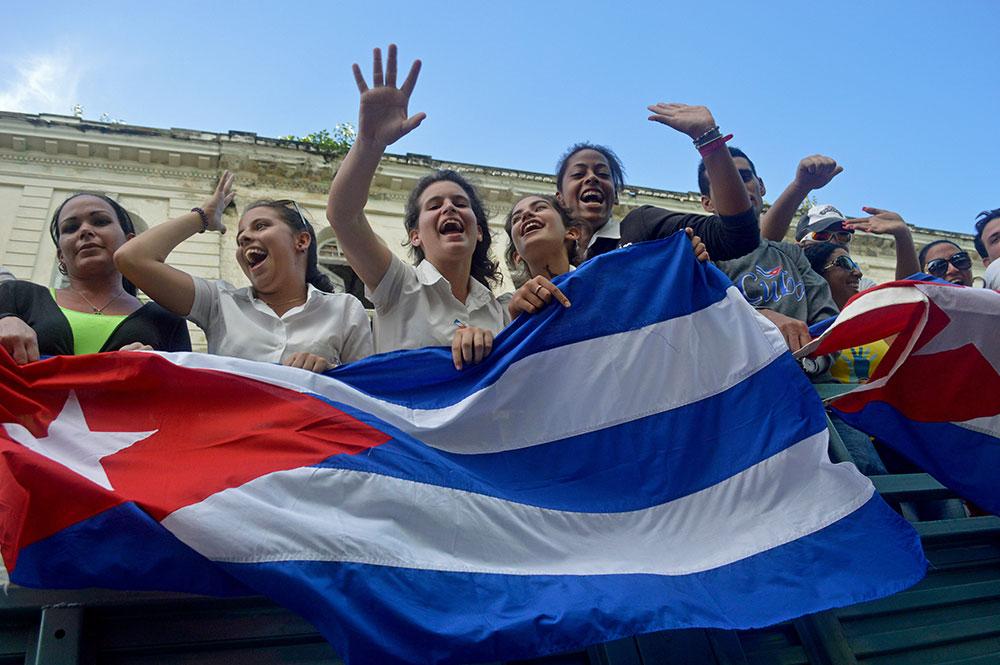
[
  {"x1": 502, "y1": 194, "x2": 709, "y2": 318},
  {"x1": 326, "y1": 45, "x2": 506, "y2": 370},
  {"x1": 0, "y1": 192, "x2": 191, "y2": 364},
  {"x1": 553, "y1": 102, "x2": 760, "y2": 264},
  {"x1": 114, "y1": 172, "x2": 372, "y2": 373}
]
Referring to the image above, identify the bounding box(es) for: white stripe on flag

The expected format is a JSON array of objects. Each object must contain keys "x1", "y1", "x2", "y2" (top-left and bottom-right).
[
  {"x1": 162, "y1": 287, "x2": 789, "y2": 455},
  {"x1": 955, "y1": 414, "x2": 1000, "y2": 439},
  {"x1": 162, "y1": 431, "x2": 873, "y2": 576}
]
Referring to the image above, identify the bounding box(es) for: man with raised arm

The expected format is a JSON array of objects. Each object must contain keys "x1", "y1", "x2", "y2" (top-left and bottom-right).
[{"x1": 699, "y1": 147, "x2": 838, "y2": 353}]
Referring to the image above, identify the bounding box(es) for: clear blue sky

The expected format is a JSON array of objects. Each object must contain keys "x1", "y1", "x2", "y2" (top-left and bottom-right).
[{"x1": 3, "y1": 1, "x2": 997, "y2": 234}]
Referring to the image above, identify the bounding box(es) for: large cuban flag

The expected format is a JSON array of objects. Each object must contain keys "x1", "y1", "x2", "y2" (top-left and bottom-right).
[
  {"x1": 0, "y1": 234, "x2": 926, "y2": 664},
  {"x1": 800, "y1": 278, "x2": 1000, "y2": 514}
]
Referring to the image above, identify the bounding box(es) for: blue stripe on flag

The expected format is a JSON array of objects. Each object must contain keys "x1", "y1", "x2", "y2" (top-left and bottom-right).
[
  {"x1": 331, "y1": 233, "x2": 733, "y2": 409},
  {"x1": 310, "y1": 353, "x2": 827, "y2": 512},
  {"x1": 835, "y1": 401, "x2": 1000, "y2": 514},
  {"x1": 219, "y1": 495, "x2": 925, "y2": 665},
  {"x1": 13, "y1": 503, "x2": 251, "y2": 596}
]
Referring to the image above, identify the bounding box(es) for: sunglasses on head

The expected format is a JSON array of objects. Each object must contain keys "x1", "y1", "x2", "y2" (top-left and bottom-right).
[
  {"x1": 808, "y1": 229, "x2": 853, "y2": 243},
  {"x1": 822, "y1": 255, "x2": 861, "y2": 273},
  {"x1": 271, "y1": 199, "x2": 310, "y2": 230},
  {"x1": 925, "y1": 251, "x2": 972, "y2": 277}
]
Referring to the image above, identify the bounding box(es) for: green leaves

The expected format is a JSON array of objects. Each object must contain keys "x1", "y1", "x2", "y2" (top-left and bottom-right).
[{"x1": 281, "y1": 123, "x2": 357, "y2": 158}]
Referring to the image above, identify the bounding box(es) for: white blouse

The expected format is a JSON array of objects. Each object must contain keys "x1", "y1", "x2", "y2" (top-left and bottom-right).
[
  {"x1": 189, "y1": 278, "x2": 372, "y2": 366},
  {"x1": 367, "y1": 255, "x2": 509, "y2": 354}
]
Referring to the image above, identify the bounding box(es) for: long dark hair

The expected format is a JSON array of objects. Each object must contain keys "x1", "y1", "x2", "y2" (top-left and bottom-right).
[
  {"x1": 243, "y1": 200, "x2": 336, "y2": 292},
  {"x1": 403, "y1": 170, "x2": 502, "y2": 289},
  {"x1": 50, "y1": 192, "x2": 139, "y2": 296}
]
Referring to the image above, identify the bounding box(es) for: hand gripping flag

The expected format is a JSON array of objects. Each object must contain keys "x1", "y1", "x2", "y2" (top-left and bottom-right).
[
  {"x1": 0, "y1": 234, "x2": 926, "y2": 664},
  {"x1": 800, "y1": 278, "x2": 1000, "y2": 514}
]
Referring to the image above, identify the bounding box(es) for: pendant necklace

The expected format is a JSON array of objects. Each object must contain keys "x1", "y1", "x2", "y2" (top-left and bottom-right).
[{"x1": 72, "y1": 288, "x2": 126, "y2": 315}]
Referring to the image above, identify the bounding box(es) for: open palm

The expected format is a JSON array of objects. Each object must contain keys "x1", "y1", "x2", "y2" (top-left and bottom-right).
[{"x1": 353, "y1": 45, "x2": 425, "y2": 148}]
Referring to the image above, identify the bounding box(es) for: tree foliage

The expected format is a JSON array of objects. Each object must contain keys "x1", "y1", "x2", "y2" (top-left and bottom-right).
[{"x1": 281, "y1": 123, "x2": 356, "y2": 158}]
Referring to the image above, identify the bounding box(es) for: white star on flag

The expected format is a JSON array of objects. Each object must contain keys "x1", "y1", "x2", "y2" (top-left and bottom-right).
[{"x1": 2, "y1": 391, "x2": 157, "y2": 490}]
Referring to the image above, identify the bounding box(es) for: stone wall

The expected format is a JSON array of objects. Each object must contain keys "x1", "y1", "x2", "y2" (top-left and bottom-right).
[{"x1": 0, "y1": 112, "x2": 985, "y2": 349}]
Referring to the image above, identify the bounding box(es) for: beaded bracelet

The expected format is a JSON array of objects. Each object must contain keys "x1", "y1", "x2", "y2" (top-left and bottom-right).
[
  {"x1": 692, "y1": 125, "x2": 721, "y2": 146},
  {"x1": 191, "y1": 207, "x2": 209, "y2": 233},
  {"x1": 697, "y1": 133, "x2": 734, "y2": 158}
]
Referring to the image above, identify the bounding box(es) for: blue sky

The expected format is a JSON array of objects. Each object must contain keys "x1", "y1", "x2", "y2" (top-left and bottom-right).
[{"x1": 2, "y1": 1, "x2": 997, "y2": 234}]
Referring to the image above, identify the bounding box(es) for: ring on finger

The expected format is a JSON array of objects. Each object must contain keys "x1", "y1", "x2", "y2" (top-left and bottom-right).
[{"x1": 532, "y1": 285, "x2": 544, "y2": 296}]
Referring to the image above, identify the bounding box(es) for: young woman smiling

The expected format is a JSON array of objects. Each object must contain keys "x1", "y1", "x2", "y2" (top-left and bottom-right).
[
  {"x1": 114, "y1": 172, "x2": 372, "y2": 372},
  {"x1": 503, "y1": 194, "x2": 708, "y2": 317},
  {"x1": 555, "y1": 103, "x2": 759, "y2": 264},
  {"x1": 326, "y1": 45, "x2": 506, "y2": 369},
  {"x1": 0, "y1": 193, "x2": 190, "y2": 364}
]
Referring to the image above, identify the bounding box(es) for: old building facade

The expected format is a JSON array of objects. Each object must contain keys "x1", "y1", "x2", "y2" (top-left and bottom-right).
[{"x1": 0, "y1": 112, "x2": 984, "y2": 347}]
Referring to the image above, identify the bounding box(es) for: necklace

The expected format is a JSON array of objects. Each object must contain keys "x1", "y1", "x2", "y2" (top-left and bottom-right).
[{"x1": 71, "y1": 287, "x2": 126, "y2": 315}]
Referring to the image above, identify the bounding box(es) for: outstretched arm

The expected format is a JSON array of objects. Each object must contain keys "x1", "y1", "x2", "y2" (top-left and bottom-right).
[
  {"x1": 842, "y1": 207, "x2": 920, "y2": 279},
  {"x1": 647, "y1": 103, "x2": 750, "y2": 217},
  {"x1": 327, "y1": 44, "x2": 426, "y2": 290},
  {"x1": 114, "y1": 172, "x2": 235, "y2": 316},
  {"x1": 761, "y1": 155, "x2": 843, "y2": 241}
]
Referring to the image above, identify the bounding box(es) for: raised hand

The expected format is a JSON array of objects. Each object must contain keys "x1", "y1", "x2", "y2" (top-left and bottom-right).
[
  {"x1": 353, "y1": 44, "x2": 426, "y2": 148},
  {"x1": 842, "y1": 207, "x2": 908, "y2": 236},
  {"x1": 200, "y1": 171, "x2": 236, "y2": 234},
  {"x1": 793, "y1": 155, "x2": 843, "y2": 192},
  {"x1": 647, "y1": 103, "x2": 717, "y2": 140}
]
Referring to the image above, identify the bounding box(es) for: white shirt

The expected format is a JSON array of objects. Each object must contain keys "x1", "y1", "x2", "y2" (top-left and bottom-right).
[
  {"x1": 0, "y1": 266, "x2": 14, "y2": 282},
  {"x1": 367, "y1": 255, "x2": 509, "y2": 354},
  {"x1": 189, "y1": 278, "x2": 372, "y2": 366},
  {"x1": 587, "y1": 218, "x2": 621, "y2": 248},
  {"x1": 983, "y1": 260, "x2": 1000, "y2": 291}
]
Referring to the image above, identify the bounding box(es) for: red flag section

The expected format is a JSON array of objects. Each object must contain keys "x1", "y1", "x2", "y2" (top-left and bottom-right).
[{"x1": 0, "y1": 350, "x2": 391, "y2": 571}]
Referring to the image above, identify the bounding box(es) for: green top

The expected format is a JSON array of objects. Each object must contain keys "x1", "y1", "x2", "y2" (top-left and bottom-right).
[{"x1": 52, "y1": 289, "x2": 128, "y2": 355}]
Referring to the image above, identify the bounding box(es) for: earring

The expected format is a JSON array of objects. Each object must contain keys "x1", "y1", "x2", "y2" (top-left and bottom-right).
[{"x1": 58, "y1": 261, "x2": 68, "y2": 276}]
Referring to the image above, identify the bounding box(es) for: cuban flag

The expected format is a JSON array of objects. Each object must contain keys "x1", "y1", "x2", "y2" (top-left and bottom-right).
[
  {"x1": 800, "y1": 278, "x2": 1000, "y2": 514},
  {"x1": 0, "y1": 234, "x2": 925, "y2": 664}
]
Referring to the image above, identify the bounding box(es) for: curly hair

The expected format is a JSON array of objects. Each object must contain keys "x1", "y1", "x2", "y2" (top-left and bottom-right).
[
  {"x1": 555, "y1": 143, "x2": 626, "y2": 195},
  {"x1": 403, "y1": 170, "x2": 502, "y2": 289}
]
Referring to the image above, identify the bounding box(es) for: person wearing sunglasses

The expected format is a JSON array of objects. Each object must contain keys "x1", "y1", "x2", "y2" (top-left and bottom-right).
[
  {"x1": 917, "y1": 240, "x2": 974, "y2": 286},
  {"x1": 795, "y1": 204, "x2": 854, "y2": 247},
  {"x1": 708, "y1": 162, "x2": 839, "y2": 353},
  {"x1": 802, "y1": 241, "x2": 889, "y2": 475},
  {"x1": 115, "y1": 172, "x2": 373, "y2": 372}
]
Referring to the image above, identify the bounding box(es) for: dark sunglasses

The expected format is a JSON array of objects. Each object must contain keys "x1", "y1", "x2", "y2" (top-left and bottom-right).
[
  {"x1": 822, "y1": 255, "x2": 861, "y2": 273},
  {"x1": 925, "y1": 251, "x2": 972, "y2": 277}
]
